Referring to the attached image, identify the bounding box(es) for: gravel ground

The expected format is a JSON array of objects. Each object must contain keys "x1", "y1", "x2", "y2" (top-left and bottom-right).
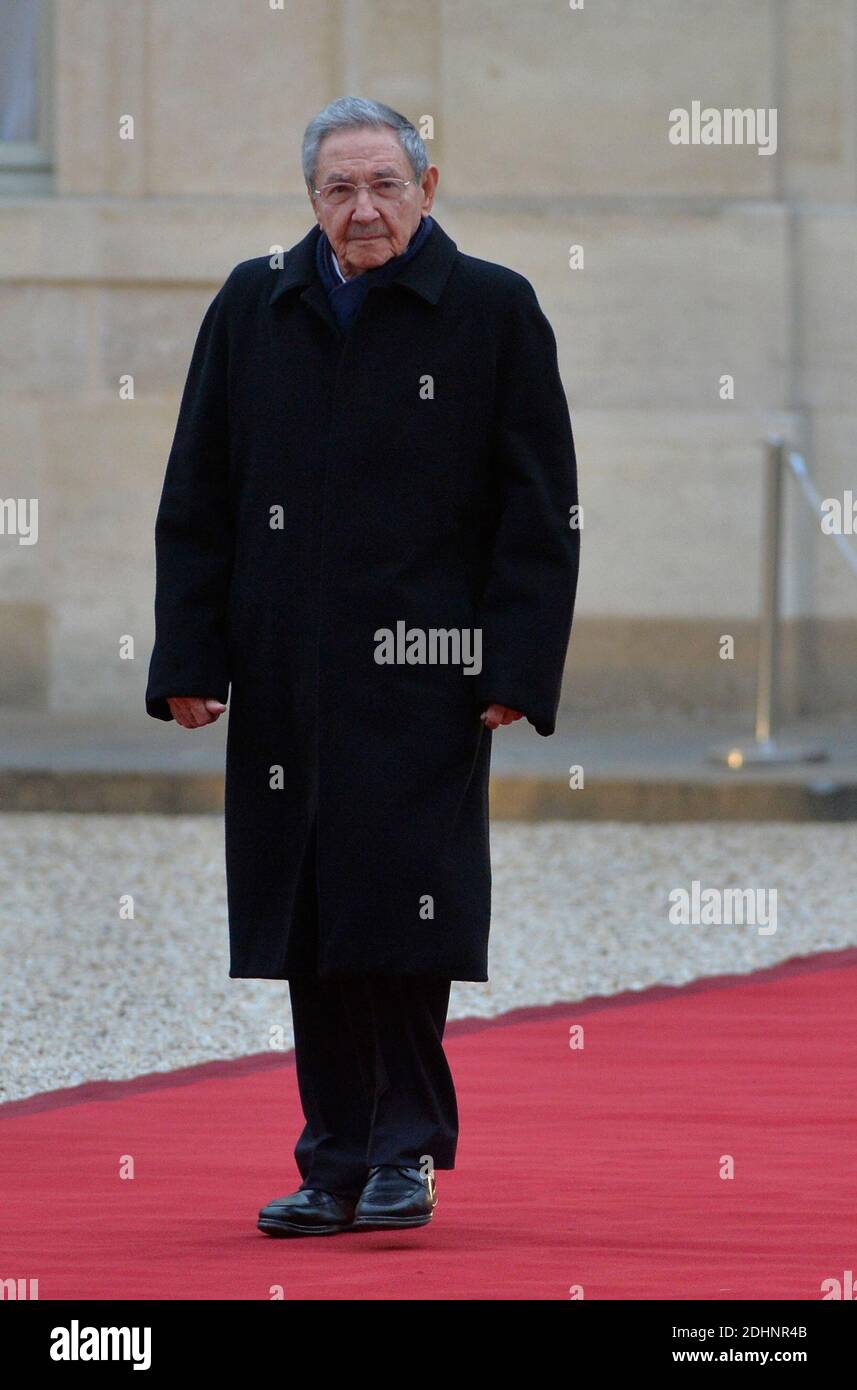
[{"x1": 1, "y1": 814, "x2": 855, "y2": 1102}]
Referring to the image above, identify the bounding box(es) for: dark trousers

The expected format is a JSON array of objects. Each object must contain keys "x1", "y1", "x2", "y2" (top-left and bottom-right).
[{"x1": 288, "y1": 973, "x2": 459, "y2": 1197}]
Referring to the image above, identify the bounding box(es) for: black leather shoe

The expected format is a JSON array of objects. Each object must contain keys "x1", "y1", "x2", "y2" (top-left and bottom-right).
[
  {"x1": 257, "y1": 1187, "x2": 358, "y2": 1237},
  {"x1": 351, "y1": 1166, "x2": 437, "y2": 1231}
]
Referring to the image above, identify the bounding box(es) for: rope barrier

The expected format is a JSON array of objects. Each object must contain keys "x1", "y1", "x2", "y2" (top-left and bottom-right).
[
  {"x1": 785, "y1": 450, "x2": 857, "y2": 580},
  {"x1": 707, "y1": 437, "x2": 834, "y2": 764}
]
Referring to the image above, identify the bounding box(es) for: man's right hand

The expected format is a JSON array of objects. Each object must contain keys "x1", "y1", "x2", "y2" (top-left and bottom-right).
[{"x1": 166, "y1": 697, "x2": 227, "y2": 728}]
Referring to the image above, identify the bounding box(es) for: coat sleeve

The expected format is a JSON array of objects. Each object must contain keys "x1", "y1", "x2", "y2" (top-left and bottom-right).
[
  {"x1": 473, "y1": 279, "x2": 580, "y2": 737},
  {"x1": 145, "y1": 284, "x2": 235, "y2": 721}
]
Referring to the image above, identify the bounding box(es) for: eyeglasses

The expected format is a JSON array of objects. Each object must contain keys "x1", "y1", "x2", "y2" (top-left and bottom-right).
[{"x1": 311, "y1": 178, "x2": 414, "y2": 206}]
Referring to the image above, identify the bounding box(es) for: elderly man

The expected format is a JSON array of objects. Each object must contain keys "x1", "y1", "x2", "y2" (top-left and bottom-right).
[{"x1": 146, "y1": 97, "x2": 580, "y2": 1236}]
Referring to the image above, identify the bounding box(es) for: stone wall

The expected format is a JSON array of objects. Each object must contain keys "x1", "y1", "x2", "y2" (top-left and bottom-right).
[{"x1": 1, "y1": 0, "x2": 855, "y2": 716}]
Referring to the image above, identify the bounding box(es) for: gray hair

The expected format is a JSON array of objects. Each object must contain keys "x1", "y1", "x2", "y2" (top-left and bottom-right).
[{"x1": 301, "y1": 96, "x2": 429, "y2": 190}]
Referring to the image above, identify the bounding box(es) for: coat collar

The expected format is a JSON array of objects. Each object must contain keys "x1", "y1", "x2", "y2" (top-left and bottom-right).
[{"x1": 268, "y1": 217, "x2": 458, "y2": 308}]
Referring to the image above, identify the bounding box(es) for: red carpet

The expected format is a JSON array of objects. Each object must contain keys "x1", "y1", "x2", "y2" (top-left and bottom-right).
[{"x1": 2, "y1": 950, "x2": 857, "y2": 1300}]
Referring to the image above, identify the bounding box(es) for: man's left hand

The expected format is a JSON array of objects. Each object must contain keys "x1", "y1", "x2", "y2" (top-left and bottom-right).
[{"x1": 480, "y1": 703, "x2": 523, "y2": 730}]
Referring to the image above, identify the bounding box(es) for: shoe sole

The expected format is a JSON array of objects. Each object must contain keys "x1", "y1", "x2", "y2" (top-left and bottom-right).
[
  {"x1": 257, "y1": 1218, "x2": 352, "y2": 1237},
  {"x1": 350, "y1": 1212, "x2": 434, "y2": 1231}
]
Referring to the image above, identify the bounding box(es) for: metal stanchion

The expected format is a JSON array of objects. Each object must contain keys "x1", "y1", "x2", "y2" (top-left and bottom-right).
[{"x1": 708, "y1": 435, "x2": 827, "y2": 767}]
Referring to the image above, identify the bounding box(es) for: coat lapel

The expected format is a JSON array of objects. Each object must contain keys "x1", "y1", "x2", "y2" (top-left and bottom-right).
[{"x1": 268, "y1": 219, "x2": 460, "y2": 326}]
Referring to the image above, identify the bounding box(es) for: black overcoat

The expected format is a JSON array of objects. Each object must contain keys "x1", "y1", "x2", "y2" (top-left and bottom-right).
[{"x1": 145, "y1": 218, "x2": 580, "y2": 981}]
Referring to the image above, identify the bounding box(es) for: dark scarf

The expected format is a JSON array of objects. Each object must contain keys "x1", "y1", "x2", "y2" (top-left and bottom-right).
[{"x1": 315, "y1": 214, "x2": 435, "y2": 330}]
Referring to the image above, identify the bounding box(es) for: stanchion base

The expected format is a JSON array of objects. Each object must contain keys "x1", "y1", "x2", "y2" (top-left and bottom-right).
[{"x1": 707, "y1": 740, "x2": 828, "y2": 768}]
